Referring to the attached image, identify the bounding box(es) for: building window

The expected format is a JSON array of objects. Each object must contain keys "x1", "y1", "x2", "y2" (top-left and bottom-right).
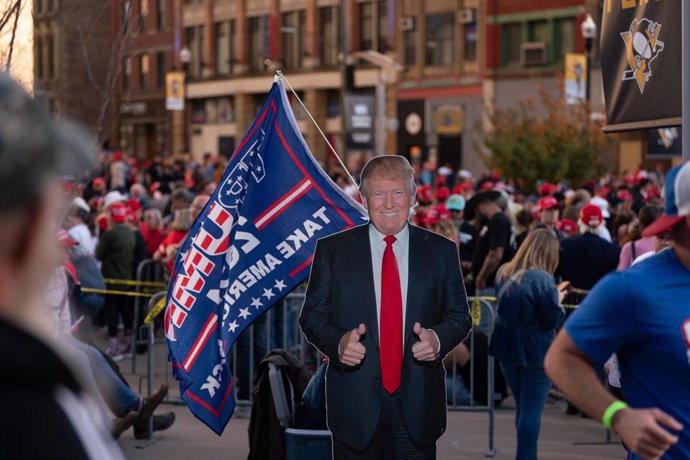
[
  {"x1": 139, "y1": 0, "x2": 148, "y2": 31},
  {"x1": 404, "y1": 29, "x2": 416, "y2": 66},
  {"x1": 425, "y1": 13, "x2": 455, "y2": 66},
  {"x1": 139, "y1": 54, "x2": 150, "y2": 89},
  {"x1": 156, "y1": 51, "x2": 166, "y2": 88},
  {"x1": 186, "y1": 25, "x2": 204, "y2": 78},
  {"x1": 282, "y1": 10, "x2": 305, "y2": 69},
  {"x1": 319, "y1": 6, "x2": 339, "y2": 67},
  {"x1": 249, "y1": 16, "x2": 268, "y2": 72},
  {"x1": 35, "y1": 37, "x2": 44, "y2": 79},
  {"x1": 326, "y1": 89, "x2": 341, "y2": 118},
  {"x1": 463, "y1": 21, "x2": 478, "y2": 62},
  {"x1": 156, "y1": 0, "x2": 165, "y2": 30},
  {"x1": 358, "y1": 0, "x2": 387, "y2": 52},
  {"x1": 554, "y1": 18, "x2": 576, "y2": 62},
  {"x1": 501, "y1": 22, "x2": 522, "y2": 66},
  {"x1": 46, "y1": 0, "x2": 53, "y2": 12},
  {"x1": 216, "y1": 20, "x2": 234, "y2": 75},
  {"x1": 46, "y1": 35, "x2": 55, "y2": 79},
  {"x1": 123, "y1": 55, "x2": 131, "y2": 90}
]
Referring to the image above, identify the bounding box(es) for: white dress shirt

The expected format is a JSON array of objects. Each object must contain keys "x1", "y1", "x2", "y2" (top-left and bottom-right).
[
  {"x1": 369, "y1": 224, "x2": 409, "y2": 344},
  {"x1": 368, "y1": 224, "x2": 441, "y2": 355}
]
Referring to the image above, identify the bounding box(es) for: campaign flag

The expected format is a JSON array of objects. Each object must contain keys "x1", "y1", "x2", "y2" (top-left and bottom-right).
[{"x1": 164, "y1": 81, "x2": 367, "y2": 434}]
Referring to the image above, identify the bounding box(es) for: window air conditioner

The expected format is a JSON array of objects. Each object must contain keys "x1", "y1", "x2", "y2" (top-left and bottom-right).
[{"x1": 520, "y1": 42, "x2": 548, "y2": 66}]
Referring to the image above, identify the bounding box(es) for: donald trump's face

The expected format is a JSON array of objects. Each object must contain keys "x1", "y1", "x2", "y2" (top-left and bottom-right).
[{"x1": 363, "y1": 176, "x2": 415, "y2": 236}]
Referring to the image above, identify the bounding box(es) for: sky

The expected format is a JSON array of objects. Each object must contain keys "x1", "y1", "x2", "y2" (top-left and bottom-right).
[{"x1": 1, "y1": 0, "x2": 33, "y2": 92}]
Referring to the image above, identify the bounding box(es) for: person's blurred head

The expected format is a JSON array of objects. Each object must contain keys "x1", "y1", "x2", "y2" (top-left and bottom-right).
[
  {"x1": 170, "y1": 188, "x2": 193, "y2": 212},
  {"x1": 498, "y1": 228, "x2": 560, "y2": 282},
  {"x1": 130, "y1": 183, "x2": 147, "y2": 199},
  {"x1": 190, "y1": 195, "x2": 210, "y2": 221},
  {"x1": 537, "y1": 196, "x2": 559, "y2": 230},
  {"x1": 515, "y1": 208, "x2": 535, "y2": 233},
  {"x1": 171, "y1": 208, "x2": 193, "y2": 232},
  {"x1": 0, "y1": 74, "x2": 95, "y2": 326},
  {"x1": 143, "y1": 208, "x2": 163, "y2": 231},
  {"x1": 579, "y1": 204, "x2": 604, "y2": 234}
]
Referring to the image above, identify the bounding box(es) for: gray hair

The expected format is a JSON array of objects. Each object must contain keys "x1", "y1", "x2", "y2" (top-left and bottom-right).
[{"x1": 359, "y1": 155, "x2": 416, "y2": 198}]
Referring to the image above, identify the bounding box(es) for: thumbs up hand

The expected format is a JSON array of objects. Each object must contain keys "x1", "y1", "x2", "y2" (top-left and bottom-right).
[
  {"x1": 338, "y1": 323, "x2": 367, "y2": 366},
  {"x1": 412, "y1": 322, "x2": 440, "y2": 362}
]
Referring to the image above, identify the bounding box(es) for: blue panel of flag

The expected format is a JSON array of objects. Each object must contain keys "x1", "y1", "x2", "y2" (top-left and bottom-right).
[{"x1": 164, "y1": 81, "x2": 367, "y2": 434}]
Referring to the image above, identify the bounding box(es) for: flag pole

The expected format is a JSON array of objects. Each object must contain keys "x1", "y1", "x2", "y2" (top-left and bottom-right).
[
  {"x1": 275, "y1": 70, "x2": 360, "y2": 190},
  {"x1": 683, "y1": 0, "x2": 689, "y2": 162}
]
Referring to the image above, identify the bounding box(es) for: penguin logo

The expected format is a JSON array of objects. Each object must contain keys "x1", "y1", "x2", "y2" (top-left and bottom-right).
[{"x1": 620, "y1": 18, "x2": 664, "y2": 94}]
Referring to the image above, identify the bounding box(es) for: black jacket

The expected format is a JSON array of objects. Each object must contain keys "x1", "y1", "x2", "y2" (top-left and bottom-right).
[
  {"x1": 0, "y1": 318, "x2": 122, "y2": 459},
  {"x1": 299, "y1": 223, "x2": 471, "y2": 450}
]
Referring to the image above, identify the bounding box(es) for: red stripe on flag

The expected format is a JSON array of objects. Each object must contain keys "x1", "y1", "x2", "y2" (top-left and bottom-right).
[
  {"x1": 185, "y1": 377, "x2": 234, "y2": 418},
  {"x1": 253, "y1": 178, "x2": 312, "y2": 230},
  {"x1": 289, "y1": 255, "x2": 314, "y2": 278},
  {"x1": 230, "y1": 107, "x2": 269, "y2": 162},
  {"x1": 183, "y1": 314, "x2": 218, "y2": 372},
  {"x1": 273, "y1": 121, "x2": 355, "y2": 227}
]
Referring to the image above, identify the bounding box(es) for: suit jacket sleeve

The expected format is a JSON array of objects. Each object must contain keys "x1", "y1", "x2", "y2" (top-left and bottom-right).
[
  {"x1": 299, "y1": 239, "x2": 348, "y2": 367},
  {"x1": 432, "y1": 241, "x2": 472, "y2": 360}
]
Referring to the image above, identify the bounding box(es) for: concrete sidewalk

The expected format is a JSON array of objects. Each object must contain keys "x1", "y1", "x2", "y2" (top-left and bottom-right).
[
  {"x1": 118, "y1": 400, "x2": 624, "y2": 459},
  {"x1": 108, "y1": 334, "x2": 623, "y2": 460}
]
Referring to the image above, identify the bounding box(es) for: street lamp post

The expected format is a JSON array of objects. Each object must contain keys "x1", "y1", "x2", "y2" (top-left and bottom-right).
[
  {"x1": 179, "y1": 46, "x2": 191, "y2": 154},
  {"x1": 581, "y1": 14, "x2": 597, "y2": 103}
]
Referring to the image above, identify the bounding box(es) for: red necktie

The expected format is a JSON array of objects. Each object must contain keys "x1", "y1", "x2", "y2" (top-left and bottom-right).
[{"x1": 380, "y1": 235, "x2": 403, "y2": 394}]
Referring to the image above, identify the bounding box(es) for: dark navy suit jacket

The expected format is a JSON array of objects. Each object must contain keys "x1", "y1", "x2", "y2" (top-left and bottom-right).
[{"x1": 299, "y1": 223, "x2": 471, "y2": 450}]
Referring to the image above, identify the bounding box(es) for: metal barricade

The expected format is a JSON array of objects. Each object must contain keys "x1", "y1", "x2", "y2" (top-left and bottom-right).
[
  {"x1": 131, "y1": 259, "x2": 166, "y2": 374},
  {"x1": 446, "y1": 297, "x2": 497, "y2": 457}
]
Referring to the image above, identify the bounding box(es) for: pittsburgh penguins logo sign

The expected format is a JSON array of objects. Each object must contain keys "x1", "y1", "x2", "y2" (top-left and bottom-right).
[{"x1": 620, "y1": 18, "x2": 665, "y2": 94}]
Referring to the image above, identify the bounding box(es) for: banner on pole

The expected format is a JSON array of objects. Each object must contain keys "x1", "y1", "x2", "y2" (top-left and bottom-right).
[
  {"x1": 565, "y1": 53, "x2": 586, "y2": 105},
  {"x1": 344, "y1": 92, "x2": 375, "y2": 151},
  {"x1": 600, "y1": 0, "x2": 681, "y2": 132},
  {"x1": 166, "y1": 72, "x2": 185, "y2": 111},
  {"x1": 164, "y1": 80, "x2": 367, "y2": 434}
]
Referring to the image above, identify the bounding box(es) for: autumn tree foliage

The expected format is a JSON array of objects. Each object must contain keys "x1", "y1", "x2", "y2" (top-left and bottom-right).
[{"x1": 480, "y1": 81, "x2": 616, "y2": 192}]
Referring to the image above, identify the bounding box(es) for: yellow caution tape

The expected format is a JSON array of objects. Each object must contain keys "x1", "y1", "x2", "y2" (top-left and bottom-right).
[
  {"x1": 471, "y1": 298, "x2": 482, "y2": 326},
  {"x1": 80, "y1": 287, "x2": 159, "y2": 298},
  {"x1": 144, "y1": 297, "x2": 167, "y2": 325},
  {"x1": 103, "y1": 278, "x2": 167, "y2": 288}
]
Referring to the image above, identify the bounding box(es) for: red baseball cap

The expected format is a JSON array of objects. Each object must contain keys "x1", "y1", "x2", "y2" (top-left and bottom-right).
[
  {"x1": 435, "y1": 187, "x2": 450, "y2": 202},
  {"x1": 537, "y1": 196, "x2": 559, "y2": 212},
  {"x1": 580, "y1": 204, "x2": 603, "y2": 228},
  {"x1": 556, "y1": 219, "x2": 578, "y2": 234},
  {"x1": 126, "y1": 198, "x2": 142, "y2": 212},
  {"x1": 424, "y1": 206, "x2": 451, "y2": 226},
  {"x1": 539, "y1": 183, "x2": 558, "y2": 196},
  {"x1": 93, "y1": 177, "x2": 106, "y2": 189},
  {"x1": 110, "y1": 202, "x2": 127, "y2": 223},
  {"x1": 417, "y1": 185, "x2": 432, "y2": 203}
]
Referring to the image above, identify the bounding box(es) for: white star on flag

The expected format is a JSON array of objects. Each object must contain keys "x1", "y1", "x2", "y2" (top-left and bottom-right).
[
  {"x1": 262, "y1": 287, "x2": 275, "y2": 300},
  {"x1": 239, "y1": 308, "x2": 251, "y2": 320},
  {"x1": 274, "y1": 279, "x2": 286, "y2": 292},
  {"x1": 228, "y1": 321, "x2": 239, "y2": 333},
  {"x1": 251, "y1": 297, "x2": 263, "y2": 309}
]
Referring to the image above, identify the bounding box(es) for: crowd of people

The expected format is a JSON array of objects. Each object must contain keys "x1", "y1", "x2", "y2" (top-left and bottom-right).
[{"x1": 0, "y1": 68, "x2": 686, "y2": 460}]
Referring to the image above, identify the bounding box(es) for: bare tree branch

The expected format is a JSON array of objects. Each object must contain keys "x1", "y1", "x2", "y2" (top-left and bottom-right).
[{"x1": 4, "y1": 0, "x2": 20, "y2": 73}]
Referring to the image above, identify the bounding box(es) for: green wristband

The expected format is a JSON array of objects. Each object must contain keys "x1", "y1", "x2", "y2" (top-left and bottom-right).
[{"x1": 602, "y1": 400, "x2": 628, "y2": 429}]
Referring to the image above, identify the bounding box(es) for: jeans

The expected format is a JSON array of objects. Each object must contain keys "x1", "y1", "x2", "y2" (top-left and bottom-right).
[
  {"x1": 68, "y1": 337, "x2": 139, "y2": 417},
  {"x1": 500, "y1": 362, "x2": 552, "y2": 460},
  {"x1": 476, "y1": 287, "x2": 496, "y2": 336}
]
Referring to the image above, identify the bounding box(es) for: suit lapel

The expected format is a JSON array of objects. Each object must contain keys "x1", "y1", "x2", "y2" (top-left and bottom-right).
[
  {"x1": 348, "y1": 225, "x2": 380, "y2": 349},
  {"x1": 405, "y1": 225, "x2": 424, "y2": 345}
]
